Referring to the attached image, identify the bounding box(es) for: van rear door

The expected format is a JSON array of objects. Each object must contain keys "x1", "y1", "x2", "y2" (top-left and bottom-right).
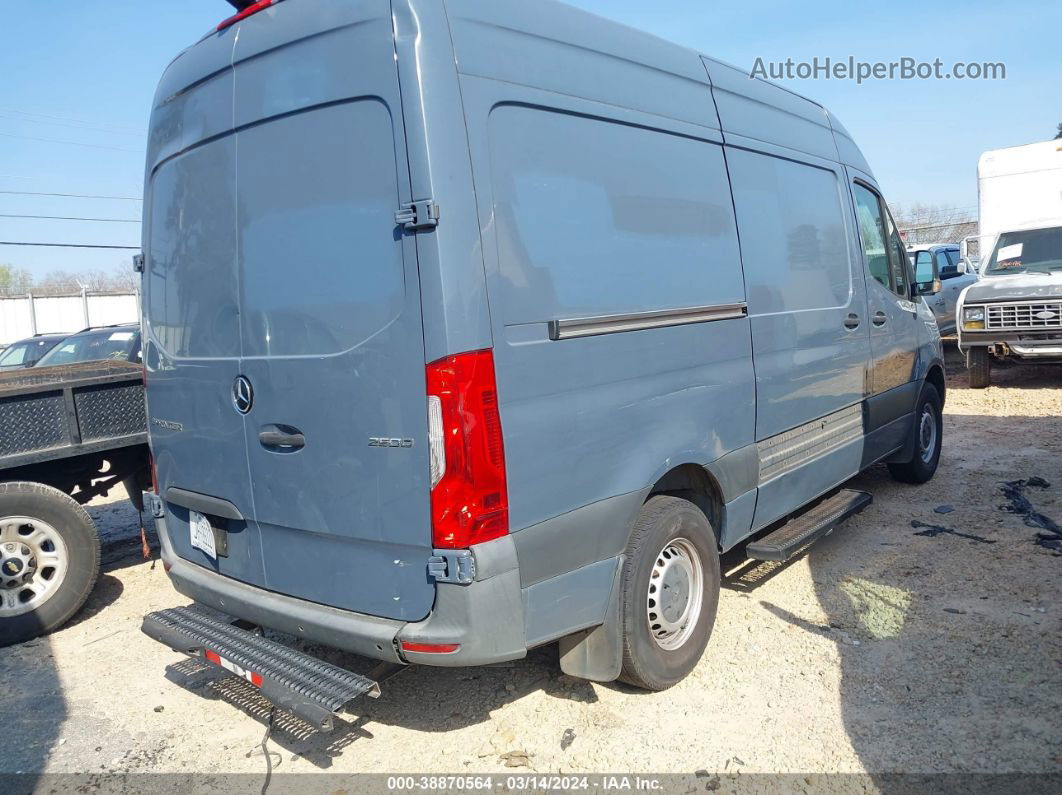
[{"x1": 145, "y1": 1, "x2": 435, "y2": 622}]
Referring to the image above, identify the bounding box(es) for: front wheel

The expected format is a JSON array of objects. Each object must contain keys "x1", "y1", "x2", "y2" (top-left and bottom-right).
[
  {"x1": 619, "y1": 495, "x2": 720, "y2": 691},
  {"x1": 887, "y1": 383, "x2": 943, "y2": 484},
  {"x1": 0, "y1": 482, "x2": 100, "y2": 647},
  {"x1": 968, "y1": 346, "x2": 991, "y2": 388}
]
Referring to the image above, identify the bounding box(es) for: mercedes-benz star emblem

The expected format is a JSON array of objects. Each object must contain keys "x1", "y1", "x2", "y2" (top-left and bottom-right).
[{"x1": 232, "y1": 375, "x2": 254, "y2": 415}]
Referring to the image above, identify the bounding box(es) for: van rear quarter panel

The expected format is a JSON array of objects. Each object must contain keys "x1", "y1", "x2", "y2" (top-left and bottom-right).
[{"x1": 447, "y1": 6, "x2": 756, "y2": 584}]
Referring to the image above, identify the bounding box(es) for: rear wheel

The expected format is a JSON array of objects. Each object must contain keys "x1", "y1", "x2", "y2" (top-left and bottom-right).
[
  {"x1": 619, "y1": 495, "x2": 719, "y2": 691},
  {"x1": 888, "y1": 384, "x2": 943, "y2": 484},
  {"x1": 0, "y1": 482, "x2": 100, "y2": 648},
  {"x1": 968, "y1": 347, "x2": 991, "y2": 388}
]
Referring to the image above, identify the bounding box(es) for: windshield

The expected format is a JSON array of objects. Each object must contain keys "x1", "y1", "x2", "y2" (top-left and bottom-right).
[
  {"x1": 35, "y1": 328, "x2": 140, "y2": 368},
  {"x1": 0, "y1": 337, "x2": 62, "y2": 369},
  {"x1": 984, "y1": 226, "x2": 1062, "y2": 276}
]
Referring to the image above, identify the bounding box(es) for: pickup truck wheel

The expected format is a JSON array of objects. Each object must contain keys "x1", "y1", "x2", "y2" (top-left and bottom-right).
[
  {"x1": 887, "y1": 384, "x2": 943, "y2": 485},
  {"x1": 0, "y1": 482, "x2": 100, "y2": 648},
  {"x1": 969, "y1": 347, "x2": 991, "y2": 388},
  {"x1": 618, "y1": 495, "x2": 719, "y2": 691}
]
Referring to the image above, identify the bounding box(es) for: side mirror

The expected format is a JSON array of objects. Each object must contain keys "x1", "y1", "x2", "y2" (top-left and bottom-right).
[
  {"x1": 916, "y1": 278, "x2": 942, "y2": 296},
  {"x1": 913, "y1": 252, "x2": 939, "y2": 295}
]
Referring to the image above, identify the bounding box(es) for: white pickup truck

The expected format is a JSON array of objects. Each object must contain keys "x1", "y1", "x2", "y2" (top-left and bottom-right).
[{"x1": 958, "y1": 140, "x2": 1062, "y2": 387}]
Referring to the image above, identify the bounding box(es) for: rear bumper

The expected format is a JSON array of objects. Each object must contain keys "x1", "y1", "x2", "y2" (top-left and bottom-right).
[{"x1": 155, "y1": 515, "x2": 528, "y2": 667}]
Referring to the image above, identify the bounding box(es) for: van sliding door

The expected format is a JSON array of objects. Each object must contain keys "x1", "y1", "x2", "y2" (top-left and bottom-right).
[{"x1": 726, "y1": 149, "x2": 872, "y2": 530}]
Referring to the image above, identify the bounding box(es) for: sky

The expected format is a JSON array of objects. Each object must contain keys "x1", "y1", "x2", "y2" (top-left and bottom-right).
[{"x1": 1, "y1": 0, "x2": 1058, "y2": 280}]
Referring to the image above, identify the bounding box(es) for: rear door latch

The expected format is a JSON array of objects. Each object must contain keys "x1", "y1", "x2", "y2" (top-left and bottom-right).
[{"x1": 395, "y1": 199, "x2": 440, "y2": 231}]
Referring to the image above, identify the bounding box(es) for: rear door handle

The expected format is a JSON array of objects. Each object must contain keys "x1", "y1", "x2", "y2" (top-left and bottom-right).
[
  {"x1": 844, "y1": 313, "x2": 861, "y2": 329},
  {"x1": 872, "y1": 311, "x2": 888, "y2": 327},
  {"x1": 259, "y1": 426, "x2": 305, "y2": 450}
]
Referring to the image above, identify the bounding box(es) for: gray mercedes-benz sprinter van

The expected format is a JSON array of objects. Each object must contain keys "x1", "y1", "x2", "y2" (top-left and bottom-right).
[{"x1": 140, "y1": 0, "x2": 945, "y2": 723}]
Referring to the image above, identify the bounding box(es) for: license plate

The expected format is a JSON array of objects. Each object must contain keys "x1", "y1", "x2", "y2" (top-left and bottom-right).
[{"x1": 189, "y1": 510, "x2": 217, "y2": 561}]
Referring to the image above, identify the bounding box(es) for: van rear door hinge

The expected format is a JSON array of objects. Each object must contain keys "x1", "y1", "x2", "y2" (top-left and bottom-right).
[
  {"x1": 132, "y1": 253, "x2": 145, "y2": 273},
  {"x1": 396, "y1": 199, "x2": 440, "y2": 231}
]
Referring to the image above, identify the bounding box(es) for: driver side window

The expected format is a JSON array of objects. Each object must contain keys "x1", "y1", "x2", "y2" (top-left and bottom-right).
[
  {"x1": 884, "y1": 210, "x2": 909, "y2": 297},
  {"x1": 852, "y1": 182, "x2": 910, "y2": 299}
]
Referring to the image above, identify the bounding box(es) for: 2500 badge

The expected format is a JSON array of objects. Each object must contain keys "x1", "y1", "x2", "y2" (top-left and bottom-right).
[{"x1": 368, "y1": 437, "x2": 414, "y2": 448}]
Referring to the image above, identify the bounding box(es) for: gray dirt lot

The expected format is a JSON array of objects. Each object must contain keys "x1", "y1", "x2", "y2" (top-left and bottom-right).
[{"x1": 2, "y1": 346, "x2": 1060, "y2": 782}]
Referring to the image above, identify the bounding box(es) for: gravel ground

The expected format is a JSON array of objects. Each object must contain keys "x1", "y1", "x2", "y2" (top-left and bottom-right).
[{"x1": 2, "y1": 346, "x2": 1060, "y2": 785}]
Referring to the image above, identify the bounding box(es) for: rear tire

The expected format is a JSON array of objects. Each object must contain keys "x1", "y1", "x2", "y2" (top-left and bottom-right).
[
  {"x1": 888, "y1": 384, "x2": 943, "y2": 485},
  {"x1": 968, "y1": 347, "x2": 991, "y2": 388},
  {"x1": 619, "y1": 495, "x2": 719, "y2": 691},
  {"x1": 0, "y1": 482, "x2": 100, "y2": 648}
]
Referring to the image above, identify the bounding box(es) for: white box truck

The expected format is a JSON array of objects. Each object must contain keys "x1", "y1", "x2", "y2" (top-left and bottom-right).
[{"x1": 957, "y1": 140, "x2": 1062, "y2": 386}]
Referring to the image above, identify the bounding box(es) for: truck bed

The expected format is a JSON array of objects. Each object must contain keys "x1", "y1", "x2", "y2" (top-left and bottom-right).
[{"x1": 0, "y1": 360, "x2": 147, "y2": 470}]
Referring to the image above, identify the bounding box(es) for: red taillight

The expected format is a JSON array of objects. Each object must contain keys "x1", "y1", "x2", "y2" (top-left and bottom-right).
[
  {"x1": 425, "y1": 349, "x2": 509, "y2": 549},
  {"x1": 217, "y1": 0, "x2": 284, "y2": 32},
  {"x1": 400, "y1": 641, "x2": 460, "y2": 655}
]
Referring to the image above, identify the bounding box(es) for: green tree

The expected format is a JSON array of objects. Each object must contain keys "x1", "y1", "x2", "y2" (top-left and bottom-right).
[{"x1": 0, "y1": 264, "x2": 33, "y2": 296}]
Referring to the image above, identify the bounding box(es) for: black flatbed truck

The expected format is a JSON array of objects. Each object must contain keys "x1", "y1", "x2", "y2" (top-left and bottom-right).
[{"x1": 0, "y1": 359, "x2": 149, "y2": 646}]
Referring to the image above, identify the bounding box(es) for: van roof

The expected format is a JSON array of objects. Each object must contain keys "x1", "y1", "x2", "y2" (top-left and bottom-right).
[
  {"x1": 441, "y1": 0, "x2": 868, "y2": 172},
  {"x1": 155, "y1": 0, "x2": 870, "y2": 175}
]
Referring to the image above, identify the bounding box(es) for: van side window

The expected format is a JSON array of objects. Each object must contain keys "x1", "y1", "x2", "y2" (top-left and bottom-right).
[
  {"x1": 853, "y1": 183, "x2": 909, "y2": 298},
  {"x1": 852, "y1": 184, "x2": 891, "y2": 290},
  {"x1": 726, "y1": 149, "x2": 851, "y2": 315},
  {"x1": 486, "y1": 107, "x2": 744, "y2": 322}
]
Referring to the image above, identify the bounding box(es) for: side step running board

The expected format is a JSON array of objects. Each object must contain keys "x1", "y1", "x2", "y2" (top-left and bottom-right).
[
  {"x1": 142, "y1": 606, "x2": 385, "y2": 732},
  {"x1": 746, "y1": 489, "x2": 872, "y2": 562}
]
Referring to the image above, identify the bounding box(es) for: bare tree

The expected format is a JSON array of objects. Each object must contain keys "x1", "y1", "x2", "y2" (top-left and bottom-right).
[
  {"x1": 105, "y1": 266, "x2": 139, "y2": 292},
  {"x1": 0, "y1": 265, "x2": 138, "y2": 297},
  {"x1": 1055, "y1": 122, "x2": 1062, "y2": 140},
  {"x1": 31, "y1": 267, "x2": 138, "y2": 296},
  {"x1": 889, "y1": 202, "x2": 977, "y2": 246}
]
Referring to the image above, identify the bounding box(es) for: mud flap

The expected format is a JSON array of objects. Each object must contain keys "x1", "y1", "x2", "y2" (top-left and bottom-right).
[{"x1": 558, "y1": 555, "x2": 625, "y2": 682}]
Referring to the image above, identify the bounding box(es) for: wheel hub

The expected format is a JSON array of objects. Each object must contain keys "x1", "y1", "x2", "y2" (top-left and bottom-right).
[
  {"x1": 1, "y1": 549, "x2": 33, "y2": 580},
  {"x1": 646, "y1": 537, "x2": 704, "y2": 651},
  {"x1": 0, "y1": 518, "x2": 68, "y2": 617},
  {"x1": 659, "y1": 559, "x2": 690, "y2": 623},
  {"x1": 919, "y1": 406, "x2": 937, "y2": 465}
]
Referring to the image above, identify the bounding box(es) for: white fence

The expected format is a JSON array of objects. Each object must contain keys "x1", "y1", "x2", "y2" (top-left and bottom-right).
[{"x1": 0, "y1": 291, "x2": 140, "y2": 346}]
